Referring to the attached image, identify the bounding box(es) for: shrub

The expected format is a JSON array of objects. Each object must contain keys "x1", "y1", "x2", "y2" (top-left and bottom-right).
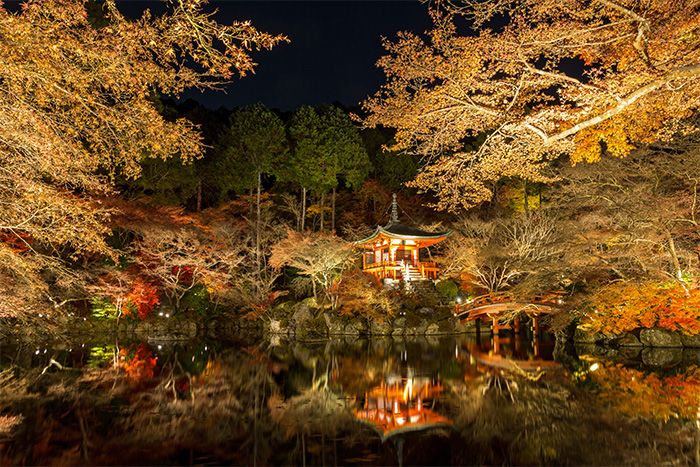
[{"x1": 435, "y1": 280, "x2": 459, "y2": 300}]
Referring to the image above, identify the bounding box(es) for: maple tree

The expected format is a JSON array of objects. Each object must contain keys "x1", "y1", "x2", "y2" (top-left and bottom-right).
[
  {"x1": 581, "y1": 281, "x2": 700, "y2": 335},
  {"x1": 550, "y1": 133, "x2": 700, "y2": 286},
  {"x1": 437, "y1": 212, "x2": 560, "y2": 293},
  {"x1": 363, "y1": 0, "x2": 700, "y2": 211},
  {"x1": 335, "y1": 269, "x2": 396, "y2": 320},
  {"x1": 587, "y1": 361, "x2": 700, "y2": 421},
  {"x1": 0, "y1": 0, "x2": 285, "y2": 317},
  {"x1": 131, "y1": 220, "x2": 244, "y2": 312},
  {"x1": 269, "y1": 228, "x2": 355, "y2": 309}
]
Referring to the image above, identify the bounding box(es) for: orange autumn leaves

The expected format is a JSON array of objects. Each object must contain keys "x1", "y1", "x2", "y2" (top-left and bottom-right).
[
  {"x1": 582, "y1": 282, "x2": 700, "y2": 335},
  {"x1": 363, "y1": 0, "x2": 700, "y2": 211},
  {"x1": 0, "y1": 0, "x2": 284, "y2": 316},
  {"x1": 588, "y1": 362, "x2": 700, "y2": 420},
  {"x1": 120, "y1": 344, "x2": 157, "y2": 381}
]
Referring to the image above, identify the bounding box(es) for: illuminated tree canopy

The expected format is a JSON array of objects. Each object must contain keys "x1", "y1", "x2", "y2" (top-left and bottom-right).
[
  {"x1": 0, "y1": 0, "x2": 286, "y2": 315},
  {"x1": 363, "y1": 0, "x2": 700, "y2": 211}
]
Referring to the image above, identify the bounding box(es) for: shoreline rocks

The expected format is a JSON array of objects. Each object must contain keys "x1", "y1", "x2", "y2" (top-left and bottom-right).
[{"x1": 573, "y1": 325, "x2": 700, "y2": 348}]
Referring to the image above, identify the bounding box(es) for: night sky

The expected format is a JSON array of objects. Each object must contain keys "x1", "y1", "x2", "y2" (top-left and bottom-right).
[
  {"x1": 4, "y1": 0, "x2": 434, "y2": 111},
  {"x1": 175, "y1": 1, "x2": 434, "y2": 111}
]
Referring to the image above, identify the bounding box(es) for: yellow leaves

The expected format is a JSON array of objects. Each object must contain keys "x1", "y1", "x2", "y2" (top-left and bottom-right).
[
  {"x1": 363, "y1": 1, "x2": 700, "y2": 211},
  {"x1": 583, "y1": 281, "x2": 700, "y2": 335},
  {"x1": 588, "y1": 361, "x2": 700, "y2": 421}
]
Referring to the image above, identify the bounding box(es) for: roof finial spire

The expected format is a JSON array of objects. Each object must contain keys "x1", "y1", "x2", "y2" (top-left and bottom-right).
[{"x1": 391, "y1": 193, "x2": 399, "y2": 222}]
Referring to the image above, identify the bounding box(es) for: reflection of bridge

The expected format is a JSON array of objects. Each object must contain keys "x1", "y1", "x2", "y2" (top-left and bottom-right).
[
  {"x1": 454, "y1": 292, "x2": 565, "y2": 332},
  {"x1": 461, "y1": 336, "x2": 561, "y2": 373}
]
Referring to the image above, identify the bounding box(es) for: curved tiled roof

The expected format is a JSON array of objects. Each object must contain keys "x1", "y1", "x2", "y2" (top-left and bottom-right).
[
  {"x1": 353, "y1": 194, "x2": 452, "y2": 246},
  {"x1": 354, "y1": 220, "x2": 452, "y2": 245}
]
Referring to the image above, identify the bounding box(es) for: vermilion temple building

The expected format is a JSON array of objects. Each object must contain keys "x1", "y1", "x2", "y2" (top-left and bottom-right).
[{"x1": 354, "y1": 195, "x2": 452, "y2": 282}]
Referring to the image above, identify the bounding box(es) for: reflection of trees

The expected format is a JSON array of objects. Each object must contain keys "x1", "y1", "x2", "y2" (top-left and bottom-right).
[
  {"x1": 0, "y1": 342, "x2": 379, "y2": 466},
  {"x1": 269, "y1": 388, "x2": 360, "y2": 466},
  {"x1": 0, "y1": 346, "x2": 284, "y2": 465},
  {"x1": 446, "y1": 371, "x2": 698, "y2": 466}
]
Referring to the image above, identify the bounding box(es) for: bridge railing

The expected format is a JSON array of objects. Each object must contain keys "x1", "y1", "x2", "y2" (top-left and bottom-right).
[{"x1": 454, "y1": 291, "x2": 565, "y2": 316}]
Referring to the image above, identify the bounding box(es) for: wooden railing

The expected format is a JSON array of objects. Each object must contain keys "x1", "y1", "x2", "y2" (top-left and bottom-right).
[
  {"x1": 454, "y1": 291, "x2": 565, "y2": 319},
  {"x1": 362, "y1": 260, "x2": 439, "y2": 280}
]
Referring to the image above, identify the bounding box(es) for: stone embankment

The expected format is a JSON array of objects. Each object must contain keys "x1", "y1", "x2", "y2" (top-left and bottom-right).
[
  {"x1": 48, "y1": 314, "x2": 262, "y2": 343},
  {"x1": 267, "y1": 298, "x2": 470, "y2": 339},
  {"x1": 574, "y1": 326, "x2": 700, "y2": 366}
]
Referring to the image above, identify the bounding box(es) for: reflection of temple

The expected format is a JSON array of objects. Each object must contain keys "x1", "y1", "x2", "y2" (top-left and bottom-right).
[{"x1": 355, "y1": 369, "x2": 452, "y2": 441}]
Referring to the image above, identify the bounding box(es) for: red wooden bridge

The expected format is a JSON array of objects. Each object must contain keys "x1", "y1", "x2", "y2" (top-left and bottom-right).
[{"x1": 454, "y1": 291, "x2": 565, "y2": 332}]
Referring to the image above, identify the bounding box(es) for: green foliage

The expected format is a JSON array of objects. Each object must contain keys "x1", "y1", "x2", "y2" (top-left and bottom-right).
[
  {"x1": 403, "y1": 308, "x2": 424, "y2": 327},
  {"x1": 436, "y1": 280, "x2": 459, "y2": 300},
  {"x1": 216, "y1": 103, "x2": 287, "y2": 196},
  {"x1": 401, "y1": 293, "x2": 438, "y2": 313},
  {"x1": 90, "y1": 296, "x2": 119, "y2": 320},
  {"x1": 180, "y1": 283, "x2": 212, "y2": 317},
  {"x1": 280, "y1": 105, "x2": 370, "y2": 193},
  {"x1": 371, "y1": 149, "x2": 419, "y2": 191},
  {"x1": 87, "y1": 344, "x2": 117, "y2": 368},
  {"x1": 440, "y1": 360, "x2": 462, "y2": 380},
  {"x1": 178, "y1": 342, "x2": 211, "y2": 375},
  {"x1": 120, "y1": 154, "x2": 200, "y2": 206}
]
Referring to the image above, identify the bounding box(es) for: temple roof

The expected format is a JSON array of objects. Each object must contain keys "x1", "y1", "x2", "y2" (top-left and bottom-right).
[{"x1": 353, "y1": 195, "x2": 452, "y2": 247}]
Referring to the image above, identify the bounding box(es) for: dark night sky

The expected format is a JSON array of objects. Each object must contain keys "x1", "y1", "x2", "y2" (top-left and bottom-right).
[
  {"x1": 173, "y1": 1, "x2": 434, "y2": 111},
  {"x1": 6, "y1": 0, "x2": 434, "y2": 110}
]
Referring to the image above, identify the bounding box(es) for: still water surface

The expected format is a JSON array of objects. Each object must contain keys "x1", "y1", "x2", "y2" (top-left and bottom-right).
[{"x1": 1, "y1": 331, "x2": 699, "y2": 466}]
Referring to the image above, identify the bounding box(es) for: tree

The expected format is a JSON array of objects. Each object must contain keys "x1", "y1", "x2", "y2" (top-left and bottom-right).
[
  {"x1": 318, "y1": 106, "x2": 371, "y2": 230},
  {"x1": 217, "y1": 103, "x2": 287, "y2": 274},
  {"x1": 551, "y1": 131, "x2": 700, "y2": 285},
  {"x1": 279, "y1": 106, "x2": 325, "y2": 231},
  {"x1": 437, "y1": 212, "x2": 559, "y2": 294},
  {"x1": 0, "y1": 0, "x2": 286, "y2": 316},
  {"x1": 131, "y1": 218, "x2": 245, "y2": 312},
  {"x1": 269, "y1": 228, "x2": 355, "y2": 309},
  {"x1": 280, "y1": 106, "x2": 370, "y2": 231},
  {"x1": 363, "y1": 1, "x2": 700, "y2": 211}
]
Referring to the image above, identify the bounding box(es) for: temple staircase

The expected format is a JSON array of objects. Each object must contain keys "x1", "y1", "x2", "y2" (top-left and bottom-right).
[{"x1": 403, "y1": 268, "x2": 442, "y2": 300}]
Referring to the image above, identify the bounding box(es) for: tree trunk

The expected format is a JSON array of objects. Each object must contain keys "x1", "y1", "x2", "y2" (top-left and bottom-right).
[
  {"x1": 301, "y1": 187, "x2": 307, "y2": 231},
  {"x1": 249, "y1": 187, "x2": 254, "y2": 223},
  {"x1": 196, "y1": 179, "x2": 202, "y2": 212},
  {"x1": 256, "y1": 170, "x2": 262, "y2": 278},
  {"x1": 320, "y1": 192, "x2": 325, "y2": 231},
  {"x1": 331, "y1": 186, "x2": 336, "y2": 232},
  {"x1": 523, "y1": 179, "x2": 529, "y2": 216},
  {"x1": 666, "y1": 230, "x2": 683, "y2": 281}
]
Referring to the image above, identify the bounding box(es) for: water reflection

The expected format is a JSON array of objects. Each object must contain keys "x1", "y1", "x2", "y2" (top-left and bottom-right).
[
  {"x1": 355, "y1": 367, "x2": 452, "y2": 441},
  {"x1": 1, "y1": 332, "x2": 698, "y2": 466}
]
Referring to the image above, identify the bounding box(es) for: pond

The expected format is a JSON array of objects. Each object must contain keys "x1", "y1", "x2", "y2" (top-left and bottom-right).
[{"x1": 1, "y1": 330, "x2": 699, "y2": 466}]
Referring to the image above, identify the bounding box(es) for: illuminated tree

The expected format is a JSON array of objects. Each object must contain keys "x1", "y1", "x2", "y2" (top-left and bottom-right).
[
  {"x1": 216, "y1": 103, "x2": 287, "y2": 273},
  {"x1": 269, "y1": 228, "x2": 354, "y2": 309},
  {"x1": 280, "y1": 106, "x2": 370, "y2": 231},
  {"x1": 364, "y1": 1, "x2": 700, "y2": 211},
  {"x1": 0, "y1": 0, "x2": 286, "y2": 316},
  {"x1": 552, "y1": 128, "x2": 700, "y2": 285}
]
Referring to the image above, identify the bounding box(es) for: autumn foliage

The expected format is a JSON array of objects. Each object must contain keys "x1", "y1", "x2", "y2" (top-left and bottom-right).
[
  {"x1": 123, "y1": 278, "x2": 160, "y2": 320},
  {"x1": 335, "y1": 269, "x2": 396, "y2": 321},
  {"x1": 582, "y1": 282, "x2": 700, "y2": 335},
  {"x1": 588, "y1": 362, "x2": 700, "y2": 420},
  {"x1": 120, "y1": 343, "x2": 158, "y2": 381},
  {"x1": 364, "y1": 1, "x2": 700, "y2": 210},
  {"x1": 0, "y1": 0, "x2": 284, "y2": 317}
]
